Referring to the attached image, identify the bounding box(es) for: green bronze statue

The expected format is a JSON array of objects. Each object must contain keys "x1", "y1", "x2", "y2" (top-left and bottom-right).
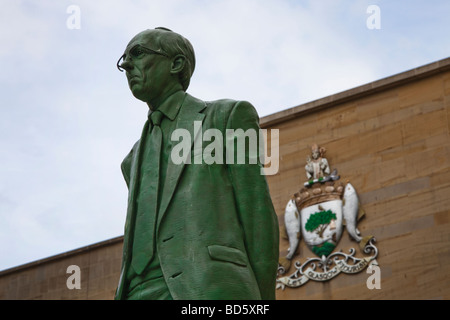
[{"x1": 114, "y1": 27, "x2": 279, "y2": 300}]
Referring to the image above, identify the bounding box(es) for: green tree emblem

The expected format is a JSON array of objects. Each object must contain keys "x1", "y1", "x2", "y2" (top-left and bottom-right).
[
  {"x1": 305, "y1": 209, "x2": 338, "y2": 257},
  {"x1": 305, "y1": 210, "x2": 337, "y2": 238}
]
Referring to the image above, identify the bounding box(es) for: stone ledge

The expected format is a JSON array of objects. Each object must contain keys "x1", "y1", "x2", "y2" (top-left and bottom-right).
[
  {"x1": 260, "y1": 57, "x2": 450, "y2": 128},
  {"x1": 0, "y1": 236, "x2": 124, "y2": 277}
]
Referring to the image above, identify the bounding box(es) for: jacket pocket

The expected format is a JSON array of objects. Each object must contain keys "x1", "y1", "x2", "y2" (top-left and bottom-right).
[{"x1": 207, "y1": 245, "x2": 248, "y2": 267}]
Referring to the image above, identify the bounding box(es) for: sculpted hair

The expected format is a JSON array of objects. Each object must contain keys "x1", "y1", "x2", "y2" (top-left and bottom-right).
[{"x1": 155, "y1": 27, "x2": 196, "y2": 91}]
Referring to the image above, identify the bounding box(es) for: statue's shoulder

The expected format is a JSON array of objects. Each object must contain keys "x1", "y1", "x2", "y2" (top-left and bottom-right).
[
  {"x1": 185, "y1": 93, "x2": 258, "y2": 128},
  {"x1": 207, "y1": 98, "x2": 239, "y2": 107},
  {"x1": 207, "y1": 99, "x2": 256, "y2": 130},
  {"x1": 186, "y1": 92, "x2": 254, "y2": 113},
  {"x1": 204, "y1": 97, "x2": 257, "y2": 119},
  {"x1": 184, "y1": 93, "x2": 235, "y2": 121},
  {"x1": 186, "y1": 93, "x2": 237, "y2": 112}
]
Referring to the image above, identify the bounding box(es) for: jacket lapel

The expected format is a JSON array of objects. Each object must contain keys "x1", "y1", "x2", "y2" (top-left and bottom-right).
[{"x1": 157, "y1": 94, "x2": 206, "y2": 228}]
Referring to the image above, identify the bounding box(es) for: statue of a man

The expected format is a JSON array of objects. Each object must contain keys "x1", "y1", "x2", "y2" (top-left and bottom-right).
[
  {"x1": 114, "y1": 27, "x2": 279, "y2": 300},
  {"x1": 305, "y1": 144, "x2": 330, "y2": 180}
]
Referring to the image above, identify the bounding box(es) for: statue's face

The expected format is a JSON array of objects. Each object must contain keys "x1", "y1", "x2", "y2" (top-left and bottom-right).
[
  {"x1": 120, "y1": 33, "x2": 173, "y2": 104},
  {"x1": 312, "y1": 149, "x2": 320, "y2": 159}
]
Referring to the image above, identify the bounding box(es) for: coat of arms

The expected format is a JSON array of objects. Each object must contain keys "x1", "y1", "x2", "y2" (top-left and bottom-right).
[{"x1": 277, "y1": 144, "x2": 378, "y2": 289}]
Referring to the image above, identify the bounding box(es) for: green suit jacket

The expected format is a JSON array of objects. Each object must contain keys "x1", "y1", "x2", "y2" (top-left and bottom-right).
[{"x1": 115, "y1": 93, "x2": 279, "y2": 300}]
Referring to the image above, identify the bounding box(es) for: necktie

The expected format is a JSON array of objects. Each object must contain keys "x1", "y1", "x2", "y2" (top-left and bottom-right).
[{"x1": 132, "y1": 110, "x2": 163, "y2": 275}]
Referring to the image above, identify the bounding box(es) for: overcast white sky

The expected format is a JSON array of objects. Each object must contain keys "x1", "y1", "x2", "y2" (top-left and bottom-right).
[{"x1": 0, "y1": 0, "x2": 449, "y2": 271}]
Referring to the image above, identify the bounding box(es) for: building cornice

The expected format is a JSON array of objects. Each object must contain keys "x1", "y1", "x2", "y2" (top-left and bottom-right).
[
  {"x1": 0, "y1": 236, "x2": 124, "y2": 276},
  {"x1": 260, "y1": 57, "x2": 450, "y2": 128}
]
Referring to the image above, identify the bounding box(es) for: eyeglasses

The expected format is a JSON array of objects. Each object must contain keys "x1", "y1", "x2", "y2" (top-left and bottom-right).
[{"x1": 116, "y1": 44, "x2": 169, "y2": 72}]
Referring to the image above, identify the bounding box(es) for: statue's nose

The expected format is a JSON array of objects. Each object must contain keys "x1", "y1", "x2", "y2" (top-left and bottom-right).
[
  {"x1": 117, "y1": 53, "x2": 134, "y2": 72},
  {"x1": 120, "y1": 60, "x2": 133, "y2": 72}
]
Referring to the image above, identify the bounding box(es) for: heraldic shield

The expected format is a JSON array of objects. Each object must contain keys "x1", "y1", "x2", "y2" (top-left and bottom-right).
[
  {"x1": 277, "y1": 144, "x2": 378, "y2": 290},
  {"x1": 300, "y1": 199, "x2": 343, "y2": 259}
]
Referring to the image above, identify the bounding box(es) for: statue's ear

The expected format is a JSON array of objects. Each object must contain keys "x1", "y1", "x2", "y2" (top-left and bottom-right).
[{"x1": 170, "y1": 54, "x2": 186, "y2": 75}]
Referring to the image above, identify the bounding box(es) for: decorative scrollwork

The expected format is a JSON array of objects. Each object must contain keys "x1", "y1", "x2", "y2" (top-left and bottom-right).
[{"x1": 276, "y1": 238, "x2": 378, "y2": 290}]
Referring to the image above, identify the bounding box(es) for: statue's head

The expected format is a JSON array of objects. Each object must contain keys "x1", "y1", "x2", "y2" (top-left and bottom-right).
[
  {"x1": 117, "y1": 27, "x2": 195, "y2": 106},
  {"x1": 311, "y1": 144, "x2": 320, "y2": 159},
  {"x1": 311, "y1": 143, "x2": 326, "y2": 160}
]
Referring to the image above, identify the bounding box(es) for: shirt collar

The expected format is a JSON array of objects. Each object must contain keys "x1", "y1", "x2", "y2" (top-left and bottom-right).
[{"x1": 148, "y1": 91, "x2": 186, "y2": 121}]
